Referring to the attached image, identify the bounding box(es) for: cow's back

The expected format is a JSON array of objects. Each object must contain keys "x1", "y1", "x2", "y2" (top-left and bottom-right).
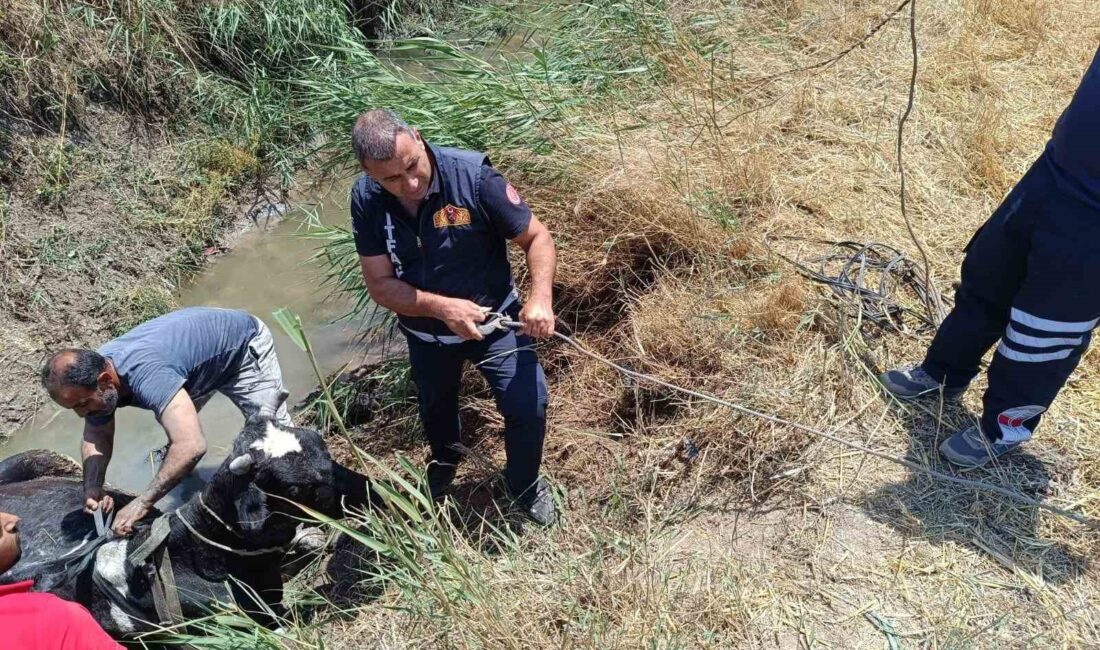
[{"x1": 0, "y1": 449, "x2": 82, "y2": 485}]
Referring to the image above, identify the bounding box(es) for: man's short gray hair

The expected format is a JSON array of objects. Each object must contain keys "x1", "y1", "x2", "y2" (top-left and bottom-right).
[{"x1": 352, "y1": 109, "x2": 414, "y2": 163}]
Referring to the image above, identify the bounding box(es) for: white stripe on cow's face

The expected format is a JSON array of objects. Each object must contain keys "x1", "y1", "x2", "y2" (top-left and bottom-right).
[
  {"x1": 250, "y1": 422, "x2": 303, "y2": 459},
  {"x1": 94, "y1": 540, "x2": 136, "y2": 632},
  {"x1": 1010, "y1": 307, "x2": 1099, "y2": 333}
]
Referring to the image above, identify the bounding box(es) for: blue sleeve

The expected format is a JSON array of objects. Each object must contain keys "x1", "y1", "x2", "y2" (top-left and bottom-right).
[
  {"x1": 351, "y1": 180, "x2": 387, "y2": 257},
  {"x1": 130, "y1": 366, "x2": 187, "y2": 421},
  {"x1": 479, "y1": 165, "x2": 532, "y2": 239}
]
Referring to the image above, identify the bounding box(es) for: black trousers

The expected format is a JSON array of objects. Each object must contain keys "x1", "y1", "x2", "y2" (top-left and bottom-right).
[
  {"x1": 406, "y1": 321, "x2": 548, "y2": 495},
  {"x1": 922, "y1": 151, "x2": 1100, "y2": 442}
]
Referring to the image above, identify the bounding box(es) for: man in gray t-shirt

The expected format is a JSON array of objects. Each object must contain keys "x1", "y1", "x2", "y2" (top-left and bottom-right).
[{"x1": 39, "y1": 307, "x2": 293, "y2": 536}]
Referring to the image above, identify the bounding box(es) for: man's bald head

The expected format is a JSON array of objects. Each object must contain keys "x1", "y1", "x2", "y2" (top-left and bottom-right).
[
  {"x1": 40, "y1": 348, "x2": 106, "y2": 395},
  {"x1": 40, "y1": 349, "x2": 120, "y2": 420},
  {"x1": 351, "y1": 108, "x2": 414, "y2": 164}
]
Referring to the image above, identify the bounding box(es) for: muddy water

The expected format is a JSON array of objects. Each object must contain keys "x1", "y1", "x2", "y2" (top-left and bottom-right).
[{"x1": 1, "y1": 185, "x2": 371, "y2": 508}]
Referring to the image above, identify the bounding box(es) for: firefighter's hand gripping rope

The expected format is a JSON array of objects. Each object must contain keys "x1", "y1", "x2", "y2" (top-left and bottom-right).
[{"x1": 486, "y1": 314, "x2": 1098, "y2": 530}]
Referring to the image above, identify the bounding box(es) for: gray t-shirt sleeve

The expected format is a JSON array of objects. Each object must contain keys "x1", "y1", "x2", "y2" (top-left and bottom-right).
[{"x1": 131, "y1": 365, "x2": 188, "y2": 420}]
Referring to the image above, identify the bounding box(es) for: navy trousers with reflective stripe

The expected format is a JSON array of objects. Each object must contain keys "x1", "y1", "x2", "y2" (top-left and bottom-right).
[
  {"x1": 406, "y1": 312, "x2": 548, "y2": 495},
  {"x1": 922, "y1": 151, "x2": 1100, "y2": 442}
]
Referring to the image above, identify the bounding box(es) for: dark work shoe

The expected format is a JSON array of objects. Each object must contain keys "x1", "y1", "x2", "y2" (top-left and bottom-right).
[
  {"x1": 880, "y1": 363, "x2": 966, "y2": 400},
  {"x1": 426, "y1": 461, "x2": 457, "y2": 501},
  {"x1": 514, "y1": 477, "x2": 558, "y2": 526},
  {"x1": 939, "y1": 424, "x2": 1021, "y2": 468}
]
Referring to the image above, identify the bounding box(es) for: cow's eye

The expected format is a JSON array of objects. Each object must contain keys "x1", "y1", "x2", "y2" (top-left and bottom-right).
[{"x1": 287, "y1": 486, "x2": 302, "y2": 499}]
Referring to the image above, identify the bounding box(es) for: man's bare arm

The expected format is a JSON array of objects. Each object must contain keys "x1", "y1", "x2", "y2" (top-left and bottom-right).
[
  {"x1": 108, "y1": 389, "x2": 207, "y2": 536},
  {"x1": 359, "y1": 255, "x2": 489, "y2": 340},
  {"x1": 141, "y1": 389, "x2": 207, "y2": 505},
  {"x1": 82, "y1": 419, "x2": 116, "y2": 513},
  {"x1": 511, "y1": 215, "x2": 556, "y2": 302},
  {"x1": 510, "y1": 215, "x2": 557, "y2": 338}
]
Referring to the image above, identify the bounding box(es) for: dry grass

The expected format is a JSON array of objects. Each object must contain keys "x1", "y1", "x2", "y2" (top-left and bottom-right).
[
  {"x1": 0, "y1": 0, "x2": 183, "y2": 131},
  {"x1": 307, "y1": 0, "x2": 1100, "y2": 646}
]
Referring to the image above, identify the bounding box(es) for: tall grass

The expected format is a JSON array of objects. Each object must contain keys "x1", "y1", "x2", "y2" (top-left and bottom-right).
[
  {"x1": 157, "y1": 444, "x2": 753, "y2": 648},
  {"x1": 292, "y1": 0, "x2": 691, "y2": 330}
]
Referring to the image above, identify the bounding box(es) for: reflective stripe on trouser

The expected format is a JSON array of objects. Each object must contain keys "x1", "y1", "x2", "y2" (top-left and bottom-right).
[
  {"x1": 406, "y1": 321, "x2": 548, "y2": 495},
  {"x1": 922, "y1": 152, "x2": 1100, "y2": 443},
  {"x1": 193, "y1": 317, "x2": 293, "y2": 426}
]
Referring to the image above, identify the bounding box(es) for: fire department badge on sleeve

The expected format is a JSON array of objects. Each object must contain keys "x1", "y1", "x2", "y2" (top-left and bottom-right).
[
  {"x1": 433, "y1": 204, "x2": 472, "y2": 228},
  {"x1": 506, "y1": 183, "x2": 523, "y2": 206}
]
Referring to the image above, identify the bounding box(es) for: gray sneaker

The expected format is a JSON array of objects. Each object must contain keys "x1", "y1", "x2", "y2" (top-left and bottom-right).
[
  {"x1": 880, "y1": 363, "x2": 966, "y2": 399},
  {"x1": 515, "y1": 477, "x2": 558, "y2": 526},
  {"x1": 939, "y1": 424, "x2": 1021, "y2": 468}
]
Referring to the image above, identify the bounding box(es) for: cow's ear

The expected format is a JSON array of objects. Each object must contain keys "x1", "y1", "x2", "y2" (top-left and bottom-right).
[{"x1": 234, "y1": 483, "x2": 269, "y2": 533}]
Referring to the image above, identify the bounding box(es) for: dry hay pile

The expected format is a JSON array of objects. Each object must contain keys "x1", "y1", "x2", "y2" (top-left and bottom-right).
[
  {"x1": 498, "y1": 0, "x2": 1100, "y2": 643},
  {"x1": 514, "y1": 0, "x2": 1099, "y2": 507}
]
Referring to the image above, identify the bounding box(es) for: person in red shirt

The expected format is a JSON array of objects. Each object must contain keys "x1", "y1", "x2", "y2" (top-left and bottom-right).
[{"x1": 0, "y1": 511, "x2": 122, "y2": 649}]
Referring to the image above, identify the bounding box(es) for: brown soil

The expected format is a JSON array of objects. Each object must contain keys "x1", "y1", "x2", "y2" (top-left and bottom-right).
[{"x1": 0, "y1": 105, "x2": 266, "y2": 436}]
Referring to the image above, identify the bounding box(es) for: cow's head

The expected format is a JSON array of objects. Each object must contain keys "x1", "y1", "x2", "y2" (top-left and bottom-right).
[{"x1": 213, "y1": 416, "x2": 372, "y2": 543}]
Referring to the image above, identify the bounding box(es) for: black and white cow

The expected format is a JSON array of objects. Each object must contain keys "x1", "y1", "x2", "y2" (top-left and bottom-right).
[{"x1": 0, "y1": 416, "x2": 376, "y2": 637}]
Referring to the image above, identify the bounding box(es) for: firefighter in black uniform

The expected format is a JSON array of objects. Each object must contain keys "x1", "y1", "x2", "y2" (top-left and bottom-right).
[
  {"x1": 349, "y1": 109, "x2": 558, "y2": 524},
  {"x1": 882, "y1": 47, "x2": 1100, "y2": 467}
]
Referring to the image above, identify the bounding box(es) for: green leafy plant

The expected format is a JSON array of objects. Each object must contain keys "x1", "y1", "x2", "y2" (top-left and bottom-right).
[{"x1": 272, "y1": 306, "x2": 367, "y2": 470}]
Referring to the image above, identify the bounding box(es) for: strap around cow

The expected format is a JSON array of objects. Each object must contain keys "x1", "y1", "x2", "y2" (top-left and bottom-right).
[
  {"x1": 148, "y1": 544, "x2": 183, "y2": 625},
  {"x1": 122, "y1": 507, "x2": 288, "y2": 626},
  {"x1": 126, "y1": 514, "x2": 183, "y2": 625},
  {"x1": 127, "y1": 513, "x2": 172, "y2": 570}
]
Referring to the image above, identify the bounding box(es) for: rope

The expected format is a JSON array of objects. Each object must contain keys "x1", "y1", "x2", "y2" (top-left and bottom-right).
[
  {"x1": 719, "y1": 0, "x2": 915, "y2": 131},
  {"x1": 198, "y1": 494, "x2": 244, "y2": 538},
  {"x1": 510, "y1": 320, "x2": 1099, "y2": 530},
  {"x1": 174, "y1": 510, "x2": 289, "y2": 557},
  {"x1": 764, "y1": 236, "x2": 941, "y2": 334},
  {"x1": 747, "y1": 0, "x2": 913, "y2": 87},
  {"x1": 895, "y1": 0, "x2": 947, "y2": 325}
]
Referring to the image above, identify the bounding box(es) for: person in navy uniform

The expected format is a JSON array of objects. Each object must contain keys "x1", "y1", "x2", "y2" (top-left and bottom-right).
[
  {"x1": 349, "y1": 109, "x2": 558, "y2": 524},
  {"x1": 882, "y1": 47, "x2": 1100, "y2": 467}
]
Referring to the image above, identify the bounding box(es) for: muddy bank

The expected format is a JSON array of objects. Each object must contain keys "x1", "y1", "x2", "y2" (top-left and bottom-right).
[{"x1": 0, "y1": 104, "x2": 285, "y2": 437}]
